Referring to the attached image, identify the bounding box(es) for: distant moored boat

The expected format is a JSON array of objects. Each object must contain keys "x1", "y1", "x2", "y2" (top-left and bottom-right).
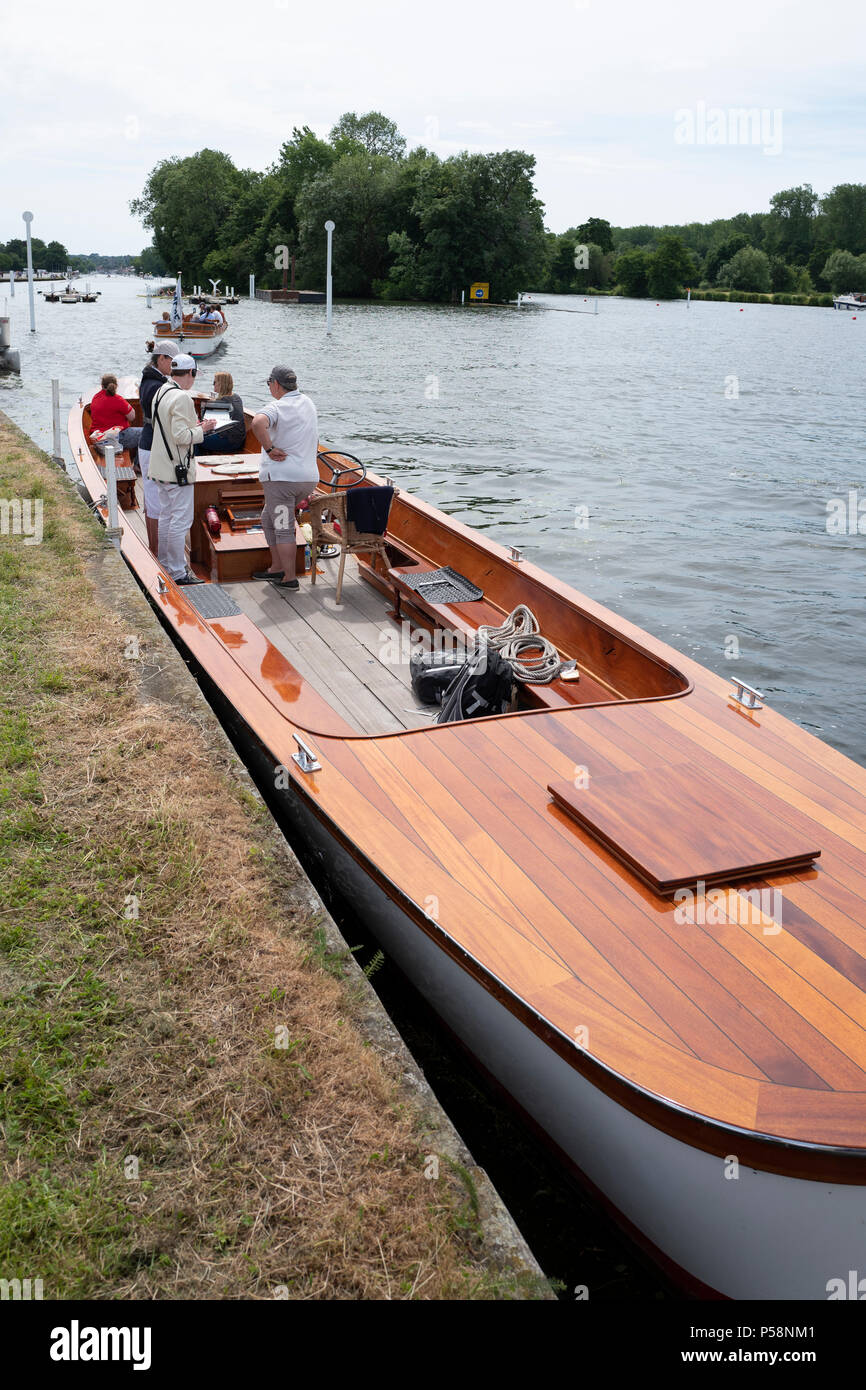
[{"x1": 833, "y1": 292, "x2": 866, "y2": 310}]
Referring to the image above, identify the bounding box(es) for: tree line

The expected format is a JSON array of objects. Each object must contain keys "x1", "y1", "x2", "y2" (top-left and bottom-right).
[
  {"x1": 0, "y1": 237, "x2": 70, "y2": 273},
  {"x1": 131, "y1": 116, "x2": 866, "y2": 302},
  {"x1": 0, "y1": 239, "x2": 140, "y2": 275},
  {"x1": 545, "y1": 185, "x2": 866, "y2": 298}
]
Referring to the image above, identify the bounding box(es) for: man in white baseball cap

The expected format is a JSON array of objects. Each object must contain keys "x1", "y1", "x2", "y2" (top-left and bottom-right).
[
  {"x1": 138, "y1": 338, "x2": 181, "y2": 555},
  {"x1": 147, "y1": 353, "x2": 216, "y2": 584}
]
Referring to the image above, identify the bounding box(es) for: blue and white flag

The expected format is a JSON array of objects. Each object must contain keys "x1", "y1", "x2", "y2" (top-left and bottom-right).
[{"x1": 170, "y1": 275, "x2": 183, "y2": 331}]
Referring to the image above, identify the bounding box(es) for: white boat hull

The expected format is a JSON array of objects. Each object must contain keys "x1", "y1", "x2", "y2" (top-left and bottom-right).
[
  {"x1": 267, "y1": 753, "x2": 866, "y2": 1301},
  {"x1": 179, "y1": 332, "x2": 225, "y2": 358},
  {"x1": 154, "y1": 326, "x2": 227, "y2": 357}
]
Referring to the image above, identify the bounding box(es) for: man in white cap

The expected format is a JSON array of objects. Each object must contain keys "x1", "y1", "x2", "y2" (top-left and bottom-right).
[
  {"x1": 138, "y1": 337, "x2": 180, "y2": 555},
  {"x1": 148, "y1": 353, "x2": 216, "y2": 584}
]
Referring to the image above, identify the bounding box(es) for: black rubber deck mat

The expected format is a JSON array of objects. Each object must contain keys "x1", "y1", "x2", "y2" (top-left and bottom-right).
[
  {"x1": 400, "y1": 567, "x2": 483, "y2": 604},
  {"x1": 182, "y1": 584, "x2": 242, "y2": 619}
]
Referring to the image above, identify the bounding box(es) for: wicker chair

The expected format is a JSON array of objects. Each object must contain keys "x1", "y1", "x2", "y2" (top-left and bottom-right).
[{"x1": 306, "y1": 485, "x2": 395, "y2": 604}]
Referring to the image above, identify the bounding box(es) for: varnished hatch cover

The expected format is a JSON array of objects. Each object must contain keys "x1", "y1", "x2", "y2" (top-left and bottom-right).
[{"x1": 548, "y1": 759, "x2": 821, "y2": 896}]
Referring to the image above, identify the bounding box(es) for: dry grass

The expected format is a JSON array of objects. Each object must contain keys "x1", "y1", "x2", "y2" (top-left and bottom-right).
[{"x1": 0, "y1": 417, "x2": 539, "y2": 1299}]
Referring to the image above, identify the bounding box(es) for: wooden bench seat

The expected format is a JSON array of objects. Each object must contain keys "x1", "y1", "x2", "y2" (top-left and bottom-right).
[{"x1": 200, "y1": 516, "x2": 309, "y2": 584}]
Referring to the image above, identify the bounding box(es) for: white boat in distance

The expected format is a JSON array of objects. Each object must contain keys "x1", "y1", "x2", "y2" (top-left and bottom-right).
[{"x1": 832, "y1": 292, "x2": 866, "y2": 311}]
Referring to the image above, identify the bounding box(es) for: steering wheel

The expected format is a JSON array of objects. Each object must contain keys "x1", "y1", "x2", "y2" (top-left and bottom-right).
[{"x1": 318, "y1": 449, "x2": 367, "y2": 491}]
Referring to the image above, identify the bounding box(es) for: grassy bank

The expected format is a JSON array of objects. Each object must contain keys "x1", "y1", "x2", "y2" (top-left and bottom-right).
[
  {"x1": 685, "y1": 288, "x2": 834, "y2": 306},
  {"x1": 527, "y1": 287, "x2": 836, "y2": 306},
  {"x1": 0, "y1": 415, "x2": 540, "y2": 1300}
]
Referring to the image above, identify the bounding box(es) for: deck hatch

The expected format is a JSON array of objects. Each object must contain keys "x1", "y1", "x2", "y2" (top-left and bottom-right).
[
  {"x1": 548, "y1": 760, "x2": 821, "y2": 896},
  {"x1": 399, "y1": 566, "x2": 484, "y2": 604},
  {"x1": 182, "y1": 584, "x2": 243, "y2": 620}
]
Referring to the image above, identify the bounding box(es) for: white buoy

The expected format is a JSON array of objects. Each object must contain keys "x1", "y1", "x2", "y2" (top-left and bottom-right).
[
  {"x1": 23, "y1": 213, "x2": 36, "y2": 333},
  {"x1": 249, "y1": 273, "x2": 255, "y2": 299},
  {"x1": 325, "y1": 220, "x2": 335, "y2": 334},
  {"x1": 9, "y1": 269, "x2": 14, "y2": 298}
]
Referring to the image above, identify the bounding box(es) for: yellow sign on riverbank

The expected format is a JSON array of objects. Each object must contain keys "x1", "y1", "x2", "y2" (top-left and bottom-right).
[{"x1": 470, "y1": 282, "x2": 489, "y2": 301}]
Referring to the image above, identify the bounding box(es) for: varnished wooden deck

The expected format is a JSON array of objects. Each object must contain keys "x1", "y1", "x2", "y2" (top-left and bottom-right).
[
  {"x1": 224, "y1": 568, "x2": 435, "y2": 735},
  {"x1": 302, "y1": 687, "x2": 866, "y2": 1160}
]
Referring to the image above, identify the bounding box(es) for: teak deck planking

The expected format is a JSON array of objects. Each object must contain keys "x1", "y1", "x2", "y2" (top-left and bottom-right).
[{"x1": 68, "y1": 393, "x2": 866, "y2": 1178}]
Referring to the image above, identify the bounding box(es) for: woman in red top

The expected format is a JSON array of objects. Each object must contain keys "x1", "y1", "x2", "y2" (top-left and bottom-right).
[{"x1": 90, "y1": 374, "x2": 143, "y2": 455}]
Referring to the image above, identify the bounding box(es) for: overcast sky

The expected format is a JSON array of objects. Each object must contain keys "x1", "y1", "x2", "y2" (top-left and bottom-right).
[{"x1": 2, "y1": 0, "x2": 864, "y2": 254}]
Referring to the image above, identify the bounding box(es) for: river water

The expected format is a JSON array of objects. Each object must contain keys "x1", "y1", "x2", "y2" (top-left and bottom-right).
[{"x1": 3, "y1": 273, "x2": 863, "y2": 762}]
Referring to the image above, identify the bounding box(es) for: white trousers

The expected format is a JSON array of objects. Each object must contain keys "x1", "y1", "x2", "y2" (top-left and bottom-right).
[
  {"x1": 137, "y1": 448, "x2": 161, "y2": 519},
  {"x1": 155, "y1": 480, "x2": 195, "y2": 580}
]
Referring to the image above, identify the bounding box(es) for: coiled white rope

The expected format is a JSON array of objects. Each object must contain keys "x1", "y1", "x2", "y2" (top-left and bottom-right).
[{"x1": 477, "y1": 605, "x2": 566, "y2": 684}]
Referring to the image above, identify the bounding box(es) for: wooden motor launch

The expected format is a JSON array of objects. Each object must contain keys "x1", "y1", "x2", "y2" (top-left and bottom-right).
[
  {"x1": 151, "y1": 288, "x2": 227, "y2": 358},
  {"x1": 68, "y1": 383, "x2": 866, "y2": 1300}
]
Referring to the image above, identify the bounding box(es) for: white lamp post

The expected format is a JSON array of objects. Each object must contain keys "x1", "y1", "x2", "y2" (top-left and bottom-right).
[
  {"x1": 324, "y1": 220, "x2": 335, "y2": 334},
  {"x1": 23, "y1": 211, "x2": 36, "y2": 333}
]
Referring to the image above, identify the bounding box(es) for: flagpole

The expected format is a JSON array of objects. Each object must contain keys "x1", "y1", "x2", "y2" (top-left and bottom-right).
[{"x1": 171, "y1": 272, "x2": 183, "y2": 333}]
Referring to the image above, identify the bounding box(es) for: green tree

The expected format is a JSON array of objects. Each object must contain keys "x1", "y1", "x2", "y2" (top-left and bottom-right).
[
  {"x1": 24, "y1": 237, "x2": 48, "y2": 269},
  {"x1": 613, "y1": 248, "x2": 650, "y2": 297},
  {"x1": 296, "y1": 152, "x2": 401, "y2": 295},
  {"x1": 647, "y1": 235, "x2": 693, "y2": 298},
  {"x1": 573, "y1": 243, "x2": 613, "y2": 291},
  {"x1": 764, "y1": 185, "x2": 818, "y2": 263},
  {"x1": 704, "y1": 233, "x2": 750, "y2": 284},
  {"x1": 329, "y1": 111, "x2": 406, "y2": 159},
  {"x1": 544, "y1": 230, "x2": 579, "y2": 293},
  {"x1": 716, "y1": 246, "x2": 771, "y2": 292},
  {"x1": 821, "y1": 249, "x2": 866, "y2": 294},
  {"x1": 377, "y1": 150, "x2": 546, "y2": 302},
  {"x1": 1, "y1": 239, "x2": 25, "y2": 265},
  {"x1": 543, "y1": 228, "x2": 611, "y2": 293},
  {"x1": 574, "y1": 217, "x2": 613, "y2": 254},
  {"x1": 258, "y1": 128, "x2": 338, "y2": 258},
  {"x1": 768, "y1": 255, "x2": 796, "y2": 292},
  {"x1": 43, "y1": 240, "x2": 68, "y2": 269},
  {"x1": 130, "y1": 149, "x2": 252, "y2": 284},
  {"x1": 820, "y1": 184, "x2": 866, "y2": 256},
  {"x1": 136, "y1": 244, "x2": 166, "y2": 275}
]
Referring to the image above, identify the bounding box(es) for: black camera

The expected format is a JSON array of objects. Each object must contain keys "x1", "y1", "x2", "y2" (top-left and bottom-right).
[{"x1": 174, "y1": 459, "x2": 190, "y2": 486}]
